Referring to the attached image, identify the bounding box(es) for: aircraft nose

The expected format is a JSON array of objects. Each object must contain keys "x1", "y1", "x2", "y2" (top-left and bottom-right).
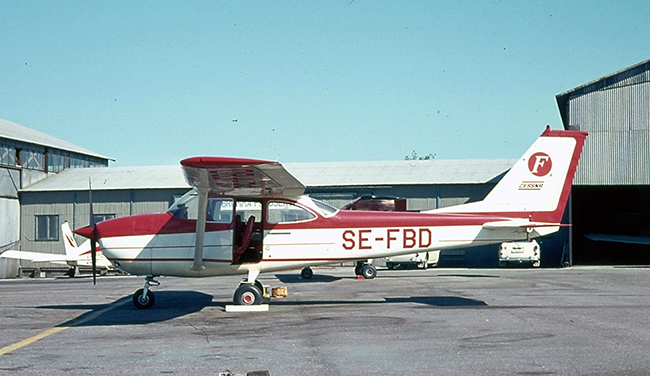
[{"x1": 73, "y1": 225, "x2": 96, "y2": 240}]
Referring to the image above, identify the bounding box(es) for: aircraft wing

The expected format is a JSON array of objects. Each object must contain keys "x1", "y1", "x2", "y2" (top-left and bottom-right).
[
  {"x1": 181, "y1": 156, "x2": 305, "y2": 197},
  {"x1": 0, "y1": 250, "x2": 71, "y2": 265},
  {"x1": 585, "y1": 234, "x2": 650, "y2": 245}
]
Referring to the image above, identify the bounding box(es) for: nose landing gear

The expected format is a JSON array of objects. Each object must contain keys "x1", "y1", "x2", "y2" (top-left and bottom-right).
[{"x1": 133, "y1": 276, "x2": 159, "y2": 309}]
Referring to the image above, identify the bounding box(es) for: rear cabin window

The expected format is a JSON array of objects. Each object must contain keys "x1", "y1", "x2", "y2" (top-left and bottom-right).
[{"x1": 267, "y1": 201, "x2": 316, "y2": 224}]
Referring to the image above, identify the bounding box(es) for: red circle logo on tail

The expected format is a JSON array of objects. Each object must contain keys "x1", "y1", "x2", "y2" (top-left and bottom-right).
[{"x1": 528, "y1": 152, "x2": 552, "y2": 177}]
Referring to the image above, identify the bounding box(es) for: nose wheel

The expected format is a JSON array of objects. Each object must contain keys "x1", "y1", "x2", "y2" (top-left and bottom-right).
[{"x1": 133, "y1": 276, "x2": 159, "y2": 309}]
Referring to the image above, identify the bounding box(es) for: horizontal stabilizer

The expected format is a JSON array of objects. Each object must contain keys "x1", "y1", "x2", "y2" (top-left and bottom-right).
[
  {"x1": 482, "y1": 219, "x2": 565, "y2": 229},
  {"x1": 0, "y1": 250, "x2": 70, "y2": 264},
  {"x1": 585, "y1": 234, "x2": 650, "y2": 245}
]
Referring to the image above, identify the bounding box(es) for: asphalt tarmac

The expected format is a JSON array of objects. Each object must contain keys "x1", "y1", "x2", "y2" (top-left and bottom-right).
[{"x1": 1, "y1": 266, "x2": 650, "y2": 375}]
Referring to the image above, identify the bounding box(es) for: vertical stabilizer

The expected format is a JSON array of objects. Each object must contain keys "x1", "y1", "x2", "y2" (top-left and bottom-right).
[
  {"x1": 431, "y1": 126, "x2": 587, "y2": 224},
  {"x1": 62, "y1": 221, "x2": 83, "y2": 257}
]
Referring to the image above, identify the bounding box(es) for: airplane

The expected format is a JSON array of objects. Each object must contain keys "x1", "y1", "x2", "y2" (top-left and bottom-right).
[
  {"x1": 74, "y1": 126, "x2": 587, "y2": 309},
  {"x1": 1, "y1": 221, "x2": 112, "y2": 275}
]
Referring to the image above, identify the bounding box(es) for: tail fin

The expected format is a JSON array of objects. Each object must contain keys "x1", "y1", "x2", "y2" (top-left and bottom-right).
[
  {"x1": 62, "y1": 221, "x2": 84, "y2": 257},
  {"x1": 433, "y1": 126, "x2": 587, "y2": 224}
]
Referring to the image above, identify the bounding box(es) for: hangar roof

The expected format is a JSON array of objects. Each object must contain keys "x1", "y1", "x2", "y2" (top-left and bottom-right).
[
  {"x1": 556, "y1": 58, "x2": 650, "y2": 128},
  {"x1": 21, "y1": 158, "x2": 516, "y2": 192},
  {"x1": 0, "y1": 118, "x2": 112, "y2": 161},
  {"x1": 21, "y1": 165, "x2": 189, "y2": 192}
]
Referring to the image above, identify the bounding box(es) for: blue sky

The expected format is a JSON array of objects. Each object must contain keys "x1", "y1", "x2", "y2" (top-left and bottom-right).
[{"x1": 1, "y1": 1, "x2": 649, "y2": 166}]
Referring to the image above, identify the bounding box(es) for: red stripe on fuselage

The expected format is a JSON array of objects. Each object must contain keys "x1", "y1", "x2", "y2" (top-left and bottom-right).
[{"x1": 93, "y1": 209, "x2": 531, "y2": 239}]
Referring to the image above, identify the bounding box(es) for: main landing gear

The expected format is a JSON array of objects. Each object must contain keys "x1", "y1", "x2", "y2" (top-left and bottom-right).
[
  {"x1": 354, "y1": 260, "x2": 377, "y2": 279},
  {"x1": 233, "y1": 270, "x2": 270, "y2": 306}
]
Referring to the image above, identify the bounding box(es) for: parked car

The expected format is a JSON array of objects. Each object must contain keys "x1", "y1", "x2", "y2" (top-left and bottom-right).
[{"x1": 499, "y1": 240, "x2": 540, "y2": 267}]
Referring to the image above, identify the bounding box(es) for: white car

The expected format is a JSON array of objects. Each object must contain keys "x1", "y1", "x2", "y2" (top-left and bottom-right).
[{"x1": 499, "y1": 240, "x2": 540, "y2": 267}]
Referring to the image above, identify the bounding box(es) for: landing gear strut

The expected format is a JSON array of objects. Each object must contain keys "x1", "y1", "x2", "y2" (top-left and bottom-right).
[{"x1": 133, "y1": 276, "x2": 159, "y2": 309}]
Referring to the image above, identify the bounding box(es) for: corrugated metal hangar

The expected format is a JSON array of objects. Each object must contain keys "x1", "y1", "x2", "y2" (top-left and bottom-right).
[
  {"x1": 0, "y1": 119, "x2": 112, "y2": 276},
  {"x1": 2, "y1": 58, "x2": 650, "y2": 276},
  {"x1": 557, "y1": 58, "x2": 650, "y2": 265}
]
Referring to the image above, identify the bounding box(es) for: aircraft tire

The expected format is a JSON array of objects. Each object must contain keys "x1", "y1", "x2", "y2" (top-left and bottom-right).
[
  {"x1": 233, "y1": 283, "x2": 262, "y2": 305},
  {"x1": 354, "y1": 261, "x2": 365, "y2": 275},
  {"x1": 360, "y1": 264, "x2": 377, "y2": 279},
  {"x1": 133, "y1": 288, "x2": 155, "y2": 309},
  {"x1": 300, "y1": 267, "x2": 313, "y2": 279}
]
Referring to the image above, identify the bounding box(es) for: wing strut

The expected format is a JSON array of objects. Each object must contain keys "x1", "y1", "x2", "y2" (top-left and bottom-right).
[{"x1": 191, "y1": 171, "x2": 210, "y2": 272}]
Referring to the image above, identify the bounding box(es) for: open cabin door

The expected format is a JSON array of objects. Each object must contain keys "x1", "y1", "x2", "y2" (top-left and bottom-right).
[{"x1": 232, "y1": 200, "x2": 264, "y2": 264}]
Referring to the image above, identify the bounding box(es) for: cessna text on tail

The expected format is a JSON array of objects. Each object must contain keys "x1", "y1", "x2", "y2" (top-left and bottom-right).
[{"x1": 75, "y1": 126, "x2": 587, "y2": 309}]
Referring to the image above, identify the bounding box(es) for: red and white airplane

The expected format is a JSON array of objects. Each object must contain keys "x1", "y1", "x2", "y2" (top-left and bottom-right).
[{"x1": 75, "y1": 126, "x2": 587, "y2": 309}]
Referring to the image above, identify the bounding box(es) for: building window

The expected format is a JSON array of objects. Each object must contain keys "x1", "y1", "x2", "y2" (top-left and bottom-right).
[
  {"x1": 0, "y1": 144, "x2": 16, "y2": 166},
  {"x1": 93, "y1": 214, "x2": 116, "y2": 223},
  {"x1": 35, "y1": 215, "x2": 59, "y2": 241},
  {"x1": 48, "y1": 152, "x2": 65, "y2": 173},
  {"x1": 21, "y1": 149, "x2": 45, "y2": 171}
]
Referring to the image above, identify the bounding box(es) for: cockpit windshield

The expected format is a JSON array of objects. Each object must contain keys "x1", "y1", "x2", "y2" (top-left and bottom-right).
[
  {"x1": 298, "y1": 196, "x2": 338, "y2": 217},
  {"x1": 169, "y1": 190, "x2": 198, "y2": 220}
]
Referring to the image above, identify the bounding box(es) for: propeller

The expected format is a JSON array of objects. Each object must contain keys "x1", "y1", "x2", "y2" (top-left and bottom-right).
[{"x1": 89, "y1": 178, "x2": 97, "y2": 285}]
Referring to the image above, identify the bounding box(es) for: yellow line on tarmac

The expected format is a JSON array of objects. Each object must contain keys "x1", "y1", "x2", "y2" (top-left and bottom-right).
[
  {"x1": 0, "y1": 299, "x2": 128, "y2": 356},
  {"x1": 0, "y1": 327, "x2": 68, "y2": 356}
]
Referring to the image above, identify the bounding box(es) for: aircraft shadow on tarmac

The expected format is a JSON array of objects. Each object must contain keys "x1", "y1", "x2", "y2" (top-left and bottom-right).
[
  {"x1": 274, "y1": 273, "x2": 341, "y2": 283},
  {"x1": 38, "y1": 291, "x2": 487, "y2": 328},
  {"x1": 37, "y1": 291, "x2": 218, "y2": 327}
]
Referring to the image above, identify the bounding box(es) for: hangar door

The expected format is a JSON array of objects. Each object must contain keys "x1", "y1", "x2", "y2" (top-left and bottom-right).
[{"x1": 572, "y1": 186, "x2": 650, "y2": 265}]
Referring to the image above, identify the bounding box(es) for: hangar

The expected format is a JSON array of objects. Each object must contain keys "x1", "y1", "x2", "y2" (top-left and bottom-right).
[
  {"x1": 0, "y1": 119, "x2": 111, "y2": 276},
  {"x1": 557, "y1": 58, "x2": 650, "y2": 265}
]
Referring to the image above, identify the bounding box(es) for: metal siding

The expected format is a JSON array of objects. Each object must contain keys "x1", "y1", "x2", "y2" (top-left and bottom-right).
[
  {"x1": 20, "y1": 192, "x2": 76, "y2": 267},
  {"x1": 574, "y1": 131, "x2": 650, "y2": 185},
  {"x1": 631, "y1": 131, "x2": 650, "y2": 183},
  {"x1": 0, "y1": 197, "x2": 20, "y2": 251},
  {"x1": 568, "y1": 77, "x2": 650, "y2": 185},
  {"x1": 0, "y1": 168, "x2": 19, "y2": 198}
]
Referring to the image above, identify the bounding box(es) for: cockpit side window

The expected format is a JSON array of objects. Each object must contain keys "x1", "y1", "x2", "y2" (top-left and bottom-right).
[
  {"x1": 207, "y1": 198, "x2": 234, "y2": 223},
  {"x1": 169, "y1": 190, "x2": 234, "y2": 223}
]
